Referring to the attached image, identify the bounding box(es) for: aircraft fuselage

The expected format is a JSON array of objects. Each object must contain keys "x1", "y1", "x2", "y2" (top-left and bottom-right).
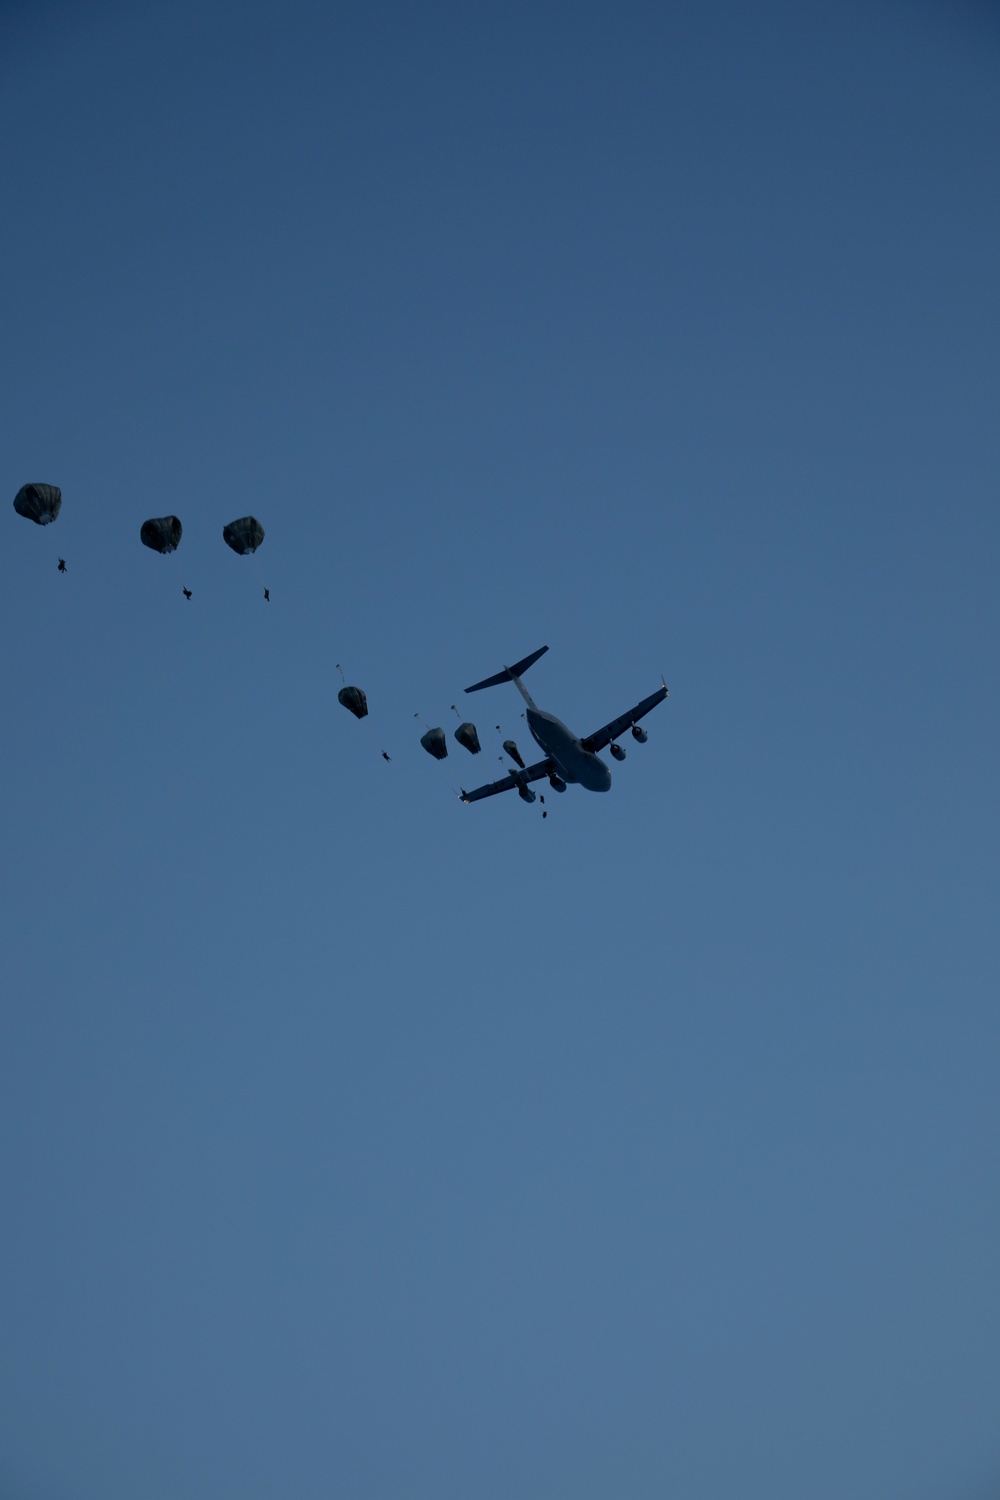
[{"x1": 526, "y1": 706, "x2": 612, "y2": 792}]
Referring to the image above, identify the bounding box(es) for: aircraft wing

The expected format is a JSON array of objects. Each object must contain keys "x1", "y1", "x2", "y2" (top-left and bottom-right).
[
  {"x1": 581, "y1": 683, "x2": 668, "y2": 754},
  {"x1": 459, "y1": 757, "x2": 554, "y2": 803}
]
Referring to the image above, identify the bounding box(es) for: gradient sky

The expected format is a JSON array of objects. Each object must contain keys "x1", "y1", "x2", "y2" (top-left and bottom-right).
[{"x1": 2, "y1": 2, "x2": 999, "y2": 1497}]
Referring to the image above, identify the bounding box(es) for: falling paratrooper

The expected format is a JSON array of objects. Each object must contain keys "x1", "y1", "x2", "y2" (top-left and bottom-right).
[
  {"x1": 140, "y1": 515, "x2": 183, "y2": 554},
  {"x1": 14, "y1": 483, "x2": 61, "y2": 526}
]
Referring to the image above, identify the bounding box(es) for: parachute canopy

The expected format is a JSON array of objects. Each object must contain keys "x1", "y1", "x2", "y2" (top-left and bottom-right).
[
  {"x1": 14, "y1": 483, "x2": 61, "y2": 526},
  {"x1": 503, "y1": 738, "x2": 525, "y2": 769},
  {"x1": 338, "y1": 685, "x2": 368, "y2": 720},
  {"x1": 140, "y1": 515, "x2": 183, "y2": 554},
  {"x1": 420, "y1": 727, "x2": 448, "y2": 760},
  {"x1": 223, "y1": 516, "x2": 265, "y2": 555},
  {"x1": 454, "y1": 722, "x2": 481, "y2": 755}
]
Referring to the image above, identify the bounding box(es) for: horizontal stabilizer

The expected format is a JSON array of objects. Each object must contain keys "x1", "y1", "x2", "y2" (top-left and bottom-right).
[{"x1": 465, "y1": 645, "x2": 548, "y2": 694}]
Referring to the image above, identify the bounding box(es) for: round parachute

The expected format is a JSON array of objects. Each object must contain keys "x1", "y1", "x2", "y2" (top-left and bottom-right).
[
  {"x1": 140, "y1": 515, "x2": 183, "y2": 554},
  {"x1": 14, "y1": 483, "x2": 61, "y2": 526},
  {"x1": 503, "y1": 738, "x2": 526, "y2": 769},
  {"x1": 454, "y1": 722, "x2": 481, "y2": 754},
  {"x1": 338, "y1": 685, "x2": 368, "y2": 720},
  {"x1": 222, "y1": 516, "x2": 265, "y2": 555},
  {"x1": 420, "y1": 727, "x2": 448, "y2": 760}
]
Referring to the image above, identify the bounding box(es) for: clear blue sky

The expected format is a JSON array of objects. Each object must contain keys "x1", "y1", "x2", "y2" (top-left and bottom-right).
[{"x1": 2, "y1": 2, "x2": 999, "y2": 1496}]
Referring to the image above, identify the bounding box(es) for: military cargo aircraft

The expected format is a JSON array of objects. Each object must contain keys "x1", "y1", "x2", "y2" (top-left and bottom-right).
[{"x1": 460, "y1": 646, "x2": 667, "y2": 804}]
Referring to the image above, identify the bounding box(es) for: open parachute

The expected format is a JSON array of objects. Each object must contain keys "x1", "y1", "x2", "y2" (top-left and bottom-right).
[
  {"x1": 454, "y1": 722, "x2": 481, "y2": 754},
  {"x1": 14, "y1": 483, "x2": 61, "y2": 526},
  {"x1": 338, "y1": 685, "x2": 368, "y2": 720},
  {"x1": 140, "y1": 515, "x2": 183, "y2": 553},
  {"x1": 420, "y1": 726, "x2": 448, "y2": 760},
  {"x1": 223, "y1": 516, "x2": 265, "y2": 555}
]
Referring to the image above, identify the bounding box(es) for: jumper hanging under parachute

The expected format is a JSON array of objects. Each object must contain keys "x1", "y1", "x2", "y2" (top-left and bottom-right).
[
  {"x1": 222, "y1": 516, "x2": 265, "y2": 555},
  {"x1": 14, "y1": 483, "x2": 61, "y2": 526},
  {"x1": 140, "y1": 515, "x2": 183, "y2": 554}
]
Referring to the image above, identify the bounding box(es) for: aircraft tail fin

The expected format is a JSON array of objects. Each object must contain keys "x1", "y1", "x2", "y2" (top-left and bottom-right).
[{"x1": 465, "y1": 645, "x2": 548, "y2": 693}]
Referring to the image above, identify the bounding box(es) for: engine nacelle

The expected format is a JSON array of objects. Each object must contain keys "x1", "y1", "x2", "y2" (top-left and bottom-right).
[
  {"x1": 609, "y1": 742, "x2": 627, "y2": 762},
  {"x1": 631, "y1": 725, "x2": 648, "y2": 743},
  {"x1": 548, "y1": 774, "x2": 567, "y2": 793},
  {"x1": 517, "y1": 783, "x2": 537, "y2": 804}
]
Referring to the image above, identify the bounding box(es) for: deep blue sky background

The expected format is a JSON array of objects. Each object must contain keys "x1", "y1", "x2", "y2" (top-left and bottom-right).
[{"x1": 2, "y1": 2, "x2": 999, "y2": 1496}]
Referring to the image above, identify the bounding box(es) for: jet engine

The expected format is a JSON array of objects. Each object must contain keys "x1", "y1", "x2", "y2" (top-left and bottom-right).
[
  {"x1": 609, "y1": 742, "x2": 627, "y2": 762},
  {"x1": 631, "y1": 725, "x2": 648, "y2": 743},
  {"x1": 548, "y1": 773, "x2": 567, "y2": 793},
  {"x1": 517, "y1": 783, "x2": 537, "y2": 804}
]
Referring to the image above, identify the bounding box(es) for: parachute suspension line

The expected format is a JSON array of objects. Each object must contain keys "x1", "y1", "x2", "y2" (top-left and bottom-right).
[
  {"x1": 248, "y1": 545, "x2": 268, "y2": 601},
  {"x1": 13, "y1": 484, "x2": 65, "y2": 573},
  {"x1": 222, "y1": 516, "x2": 266, "y2": 600},
  {"x1": 138, "y1": 515, "x2": 184, "y2": 601},
  {"x1": 335, "y1": 668, "x2": 381, "y2": 756}
]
